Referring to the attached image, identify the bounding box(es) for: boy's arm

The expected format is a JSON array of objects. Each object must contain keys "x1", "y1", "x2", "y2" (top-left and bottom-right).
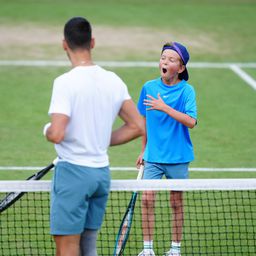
[
  {"x1": 162, "y1": 105, "x2": 196, "y2": 128},
  {"x1": 110, "y1": 99, "x2": 145, "y2": 146}
]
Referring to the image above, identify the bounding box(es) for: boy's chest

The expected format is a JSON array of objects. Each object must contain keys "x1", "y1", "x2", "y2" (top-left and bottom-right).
[{"x1": 147, "y1": 87, "x2": 186, "y2": 109}]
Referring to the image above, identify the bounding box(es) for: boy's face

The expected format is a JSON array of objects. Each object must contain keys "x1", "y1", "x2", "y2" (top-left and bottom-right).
[{"x1": 159, "y1": 49, "x2": 184, "y2": 82}]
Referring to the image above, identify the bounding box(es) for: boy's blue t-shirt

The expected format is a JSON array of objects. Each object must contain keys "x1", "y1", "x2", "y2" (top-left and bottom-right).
[{"x1": 137, "y1": 78, "x2": 197, "y2": 164}]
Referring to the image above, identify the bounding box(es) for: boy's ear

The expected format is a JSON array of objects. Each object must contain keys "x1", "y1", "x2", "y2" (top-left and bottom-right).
[{"x1": 179, "y1": 64, "x2": 186, "y2": 74}]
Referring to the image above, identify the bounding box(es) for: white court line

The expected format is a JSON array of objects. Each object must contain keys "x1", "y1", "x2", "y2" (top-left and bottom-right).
[
  {"x1": 230, "y1": 64, "x2": 256, "y2": 90},
  {"x1": 0, "y1": 60, "x2": 256, "y2": 68},
  {"x1": 1, "y1": 60, "x2": 256, "y2": 90},
  {"x1": 0, "y1": 166, "x2": 256, "y2": 172},
  {"x1": 1, "y1": 60, "x2": 256, "y2": 91}
]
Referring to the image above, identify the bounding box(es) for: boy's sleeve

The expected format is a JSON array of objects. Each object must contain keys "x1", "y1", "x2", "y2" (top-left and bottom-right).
[
  {"x1": 137, "y1": 86, "x2": 146, "y2": 117},
  {"x1": 185, "y1": 88, "x2": 197, "y2": 120}
]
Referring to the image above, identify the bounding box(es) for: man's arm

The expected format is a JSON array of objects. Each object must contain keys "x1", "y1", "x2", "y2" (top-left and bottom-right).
[
  {"x1": 44, "y1": 113, "x2": 69, "y2": 144},
  {"x1": 110, "y1": 99, "x2": 145, "y2": 146}
]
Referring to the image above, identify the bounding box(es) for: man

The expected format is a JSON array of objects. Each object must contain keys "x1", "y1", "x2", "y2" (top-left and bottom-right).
[{"x1": 44, "y1": 17, "x2": 144, "y2": 256}]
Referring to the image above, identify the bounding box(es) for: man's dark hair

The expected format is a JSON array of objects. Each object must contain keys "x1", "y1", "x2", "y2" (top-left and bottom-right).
[{"x1": 64, "y1": 17, "x2": 92, "y2": 50}]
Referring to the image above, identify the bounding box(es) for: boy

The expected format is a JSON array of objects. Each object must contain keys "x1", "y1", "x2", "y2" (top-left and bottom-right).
[
  {"x1": 44, "y1": 17, "x2": 144, "y2": 256},
  {"x1": 136, "y1": 42, "x2": 197, "y2": 256}
]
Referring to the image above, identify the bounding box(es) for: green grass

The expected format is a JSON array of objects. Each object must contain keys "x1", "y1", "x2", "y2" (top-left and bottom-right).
[
  {"x1": 0, "y1": 0, "x2": 256, "y2": 61},
  {"x1": 0, "y1": 0, "x2": 255, "y2": 171},
  {"x1": 0, "y1": 2, "x2": 255, "y2": 255},
  {"x1": 1, "y1": 0, "x2": 255, "y2": 26},
  {"x1": 1, "y1": 66, "x2": 256, "y2": 171}
]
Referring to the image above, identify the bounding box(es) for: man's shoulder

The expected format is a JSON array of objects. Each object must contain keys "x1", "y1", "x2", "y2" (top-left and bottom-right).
[
  {"x1": 54, "y1": 70, "x2": 70, "y2": 84},
  {"x1": 101, "y1": 67, "x2": 122, "y2": 80}
]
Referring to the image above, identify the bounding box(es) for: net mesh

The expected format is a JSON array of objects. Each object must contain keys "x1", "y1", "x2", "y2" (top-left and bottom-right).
[{"x1": 0, "y1": 179, "x2": 256, "y2": 255}]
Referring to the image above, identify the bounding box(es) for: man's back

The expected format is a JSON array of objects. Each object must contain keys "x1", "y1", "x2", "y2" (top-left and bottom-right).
[{"x1": 49, "y1": 65, "x2": 130, "y2": 167}]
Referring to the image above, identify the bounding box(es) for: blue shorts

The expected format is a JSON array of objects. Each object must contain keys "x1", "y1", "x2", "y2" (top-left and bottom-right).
[
  {"x1": 143, "y1": 162, "x2": 189, "y2": 180},
  {"x1": 50, "y1": 161, "x2": 110, "y2": 235}
]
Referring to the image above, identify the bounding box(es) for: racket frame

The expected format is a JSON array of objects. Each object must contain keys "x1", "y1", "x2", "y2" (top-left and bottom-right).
[
  {"x1": 113, "y1": 165, "x2": 144, "y2": 256},
  {"x1": 0, "y1": 159, "x2": 57, "y2": 213}
]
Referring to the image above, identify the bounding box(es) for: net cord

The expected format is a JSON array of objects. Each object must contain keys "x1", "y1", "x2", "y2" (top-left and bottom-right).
[{"x1": 0, "y1": 179, "x2": 256, "y2": 192}]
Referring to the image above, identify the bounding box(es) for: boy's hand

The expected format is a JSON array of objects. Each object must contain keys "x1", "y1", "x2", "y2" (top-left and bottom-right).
[
  {"x1": 136, "y1": 153, "x2": 144, "y2": 169},
  {"x1": 144, "y1": 93, "x2": 167, "y2": 111}
]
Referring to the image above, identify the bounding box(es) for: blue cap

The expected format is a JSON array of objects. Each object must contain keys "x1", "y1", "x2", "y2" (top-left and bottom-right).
[{"x1": 162, "y1": 42, "x2": 190, "y2": 81}]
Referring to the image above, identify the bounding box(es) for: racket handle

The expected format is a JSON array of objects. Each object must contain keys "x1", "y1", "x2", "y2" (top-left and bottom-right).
[{"x1": 136, "y1": 165, "x2": 144, "y2": 180}]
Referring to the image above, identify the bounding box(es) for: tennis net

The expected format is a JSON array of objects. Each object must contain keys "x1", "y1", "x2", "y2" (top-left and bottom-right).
[{"x1": 0, "y1": 179, "x2": 256, "y2": 255}]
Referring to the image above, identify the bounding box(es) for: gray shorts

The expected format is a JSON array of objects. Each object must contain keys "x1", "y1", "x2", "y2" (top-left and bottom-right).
[
  {"x1": 50, "y1": 161, "x2": 110, "y2": 235},
  {"x1": 143, "y1": 161, "x2": 189, "y2": 180}
]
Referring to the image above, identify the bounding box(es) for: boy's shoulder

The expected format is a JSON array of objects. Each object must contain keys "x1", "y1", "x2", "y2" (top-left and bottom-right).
[
  {"x1": 181, "y1": 80, "x2": 196, "y2": 92},
  {"x1": 143, "y1": 77, "x2": 160, "y2": 87}
]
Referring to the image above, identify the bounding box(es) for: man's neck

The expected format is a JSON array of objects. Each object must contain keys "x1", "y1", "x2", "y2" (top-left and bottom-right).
[{"x1": 68, "y1": 50, "x2": 94, "y2": 67}]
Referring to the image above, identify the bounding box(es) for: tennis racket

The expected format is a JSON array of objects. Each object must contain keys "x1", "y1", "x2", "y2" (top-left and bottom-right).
[
  {"x1": 113, "y1": 164, "x2": 144, "y2": 256},
  {"x1": 0, "y1": 158, "x2": 57, "y2": 213}
]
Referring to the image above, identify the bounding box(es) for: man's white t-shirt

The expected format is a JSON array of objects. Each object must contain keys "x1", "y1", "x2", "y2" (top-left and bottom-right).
[{"x1": 48, "y1": 65, "x2": 131, "y2": 167}]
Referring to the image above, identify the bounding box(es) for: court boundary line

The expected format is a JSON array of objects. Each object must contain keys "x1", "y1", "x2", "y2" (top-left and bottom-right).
[
  {"x1": 1, "y1": 60, "x2": 256, "y2": 90},
  {"x1": 230, "y1": 64, "x2": 256, "y2": 90},
  {"x1": 0, "y1": 60, "x2": 256, "y2": 68},
  {"x1": 0, "y1": 166, "x2": 256, "y2": 172}
]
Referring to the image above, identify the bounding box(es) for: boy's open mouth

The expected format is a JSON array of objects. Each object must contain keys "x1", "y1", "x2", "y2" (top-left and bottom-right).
[{"x1": 162, "y1": 68, "x2": 167, "y2": 74}]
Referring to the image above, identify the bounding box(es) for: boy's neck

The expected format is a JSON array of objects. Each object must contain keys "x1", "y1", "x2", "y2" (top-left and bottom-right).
[{"x1": 162, "y1": 76, "x2": 182, "y2": 86}]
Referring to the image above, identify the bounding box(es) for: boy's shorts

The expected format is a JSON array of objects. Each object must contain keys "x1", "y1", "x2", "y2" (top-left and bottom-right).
[
  {"x1": 50, "y1": 161, "x2": 110, "y2": 235},
  {"x1": 143, "y1": 161, "x2": 189, "y2": 180}
]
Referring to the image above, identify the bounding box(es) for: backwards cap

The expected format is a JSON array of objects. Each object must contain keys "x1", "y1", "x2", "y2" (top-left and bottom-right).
[{"x1": 162, "y1": 42, "x2": 190, "y2": 81}]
